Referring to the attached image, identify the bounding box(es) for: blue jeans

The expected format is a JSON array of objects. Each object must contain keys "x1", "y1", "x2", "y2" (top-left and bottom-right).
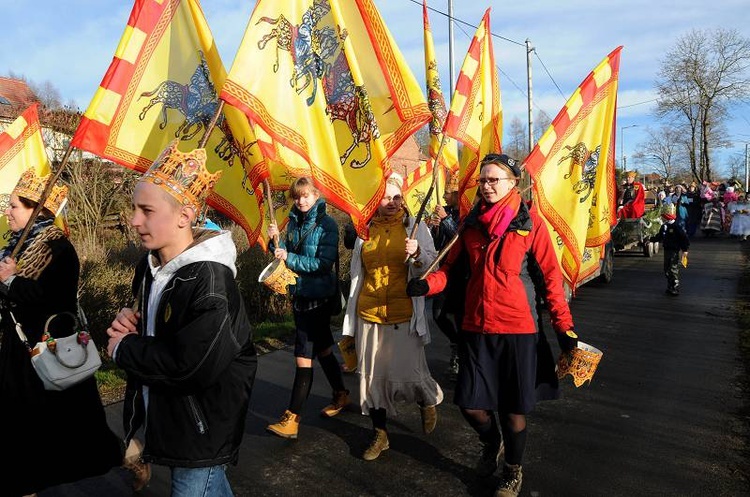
[{"x1": 171, "y1": 465, "x2": 233, "y2": 497}]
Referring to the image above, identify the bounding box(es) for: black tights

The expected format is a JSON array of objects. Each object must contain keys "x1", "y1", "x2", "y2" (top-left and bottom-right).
[{"x1": 462, "y1": 408, "x2": 527, "y2": 465}]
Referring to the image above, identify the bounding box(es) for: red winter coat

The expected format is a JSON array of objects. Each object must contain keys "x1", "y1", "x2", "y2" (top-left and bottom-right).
[{"x1": 425, "y1": 202, "x2": 574, "y2": 336}]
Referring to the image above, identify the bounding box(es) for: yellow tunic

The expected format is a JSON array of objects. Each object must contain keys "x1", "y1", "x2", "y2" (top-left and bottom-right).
[{"x1": 357, "y1": 213, "x2": 413, "y2": 324}]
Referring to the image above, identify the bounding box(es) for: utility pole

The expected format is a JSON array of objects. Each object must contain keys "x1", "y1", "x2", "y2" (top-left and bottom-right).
[
  {"x1": 745, "y1": 143, "x2": 749, "y2": 193},
  {"x1": 526, "y1": 39, "x2": 534, "y2": 154},
  {"x1": 448, "y1": 0, "x2": 455, "y2": 104}
]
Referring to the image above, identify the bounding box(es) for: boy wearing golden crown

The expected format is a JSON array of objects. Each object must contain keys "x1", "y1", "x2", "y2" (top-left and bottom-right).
[
  {"x1": 1, "y1": 170, "x2": 123, "y2": 495},
  {"x1": 106, "y1": 141, "x2": 257, "y2": 496},
  {"x1": 652, "y1": 203, "x2": 690, "y2": 295}
]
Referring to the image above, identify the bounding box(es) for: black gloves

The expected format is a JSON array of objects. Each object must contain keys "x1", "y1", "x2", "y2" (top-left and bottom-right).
[
  {"x1": 557, "y1": 330, "x2": 579, "y2": 353},
  {"x1": 406, "y1": 278, "x2": 429, "y2": 297}
]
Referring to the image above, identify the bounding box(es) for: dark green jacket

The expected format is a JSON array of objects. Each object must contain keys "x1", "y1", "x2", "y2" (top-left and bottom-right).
[{"x1": 273, "y1": 199, "x2": 339, "y2": 299}]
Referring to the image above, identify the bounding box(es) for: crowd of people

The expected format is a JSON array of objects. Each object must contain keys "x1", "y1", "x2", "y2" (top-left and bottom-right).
[
  {"x1": 649, "y1": 179, "x2": 750, "y2": 240},
  {"x1": 0, "y1": 147, "x2": 582, "y2": 497}
]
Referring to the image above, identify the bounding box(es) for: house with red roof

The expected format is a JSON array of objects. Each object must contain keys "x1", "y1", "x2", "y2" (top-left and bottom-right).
[{"x1": 0, "y1": 76, "x2": 39, "y2": 123}]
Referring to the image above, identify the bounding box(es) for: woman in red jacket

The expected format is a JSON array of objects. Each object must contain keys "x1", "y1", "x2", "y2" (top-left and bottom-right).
[{"x1": 407, "y1": 154, "x2": 579, "y2": 497}]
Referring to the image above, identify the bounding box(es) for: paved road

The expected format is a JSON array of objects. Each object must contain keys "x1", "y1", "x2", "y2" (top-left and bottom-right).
[{"x1": 41, "y1": 236, "x2": 749, "y2": 496}]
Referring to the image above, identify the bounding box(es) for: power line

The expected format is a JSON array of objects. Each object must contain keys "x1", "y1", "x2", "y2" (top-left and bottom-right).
[
  {"x1": 405, "y1": 0, "x2": 562, "y2": 119},
  {"x1": 405, "y1": 0, "x2": 525, "y2": 47},
  {"x1": 533, "y1": 51, "x2": 565, "y2": 99},
  {"x1": 618, "y1": 98, "x2": 658, "y2": 109}
]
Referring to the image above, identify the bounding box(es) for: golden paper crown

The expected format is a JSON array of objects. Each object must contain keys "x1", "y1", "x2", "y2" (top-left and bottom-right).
[
  {"x1": 445, "y1": 171, "x2": 459, "y2": 193},
  {"x1": 626, "y1": 171, "x2": 637, "y2": 180},
  {"x1": 141, "y1": 140, "x2": 222, "y2": 208},
  {"x1": 556, "y1": 342, "x2": 602, "y2": 387},
  {"x1": 12, "y1": 169, "x2": 68, "y2": 215}
]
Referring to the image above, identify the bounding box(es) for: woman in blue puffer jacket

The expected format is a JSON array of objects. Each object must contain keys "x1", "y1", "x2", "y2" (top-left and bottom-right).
[{"x1": 266, "y1": 177, "x2": 348, "y2": 439}]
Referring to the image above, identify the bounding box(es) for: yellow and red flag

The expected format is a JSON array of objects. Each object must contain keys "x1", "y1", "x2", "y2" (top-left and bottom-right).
[
  {"x1": 443, "y1": 9, "x2": 503, "y2": 216},
  {"x1": 221, "y1": 0, "x2": 431, "y2": 237},
  {"x1": 525, "y1": 47, "x2": 622, "y2": 288},
  {"x1": 422, "y1": 0, "x2": 458, "y2": 203},
  {"x1": 402, "y1": 158, "x2": 446, "y2": 217},
  {"x1": 0, "y1": 104, "x2": 63, "y2": 240},
  {"x1": 70, "y1": 0, "x2": 270, "y2": 246}
]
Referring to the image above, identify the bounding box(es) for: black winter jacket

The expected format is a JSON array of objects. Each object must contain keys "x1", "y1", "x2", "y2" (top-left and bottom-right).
[{"x1": 118, "y1": 231, "x2": 257, "y2": 468}]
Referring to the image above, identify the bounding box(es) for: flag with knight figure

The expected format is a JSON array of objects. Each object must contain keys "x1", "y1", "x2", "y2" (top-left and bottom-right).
[
  {"x1": 442, "y1": 9, "x2": 503, "y2": 217},
  {"x1": 70, "y1": 0, "x2": 280, "y2": 247},
  {"x1": 0, "y1": 104, "x2": 63, "y2": 242},
  {"x1": 525, "y1": 47, "x2": 622, "y2": 288},
  {"x1": 221, "y1": 0, "x2": 431, "y2": 237}
]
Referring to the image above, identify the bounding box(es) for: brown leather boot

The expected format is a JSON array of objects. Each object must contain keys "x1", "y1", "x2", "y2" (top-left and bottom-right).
[
  {"x1": 494, "y1": 463, "x2": 523, "y2": 497},
  {"x1": 321, "y1": 389, "x2": 350, "y2": 417},
  {"x1": 123, "y1": 438, "x2": 151, "y2": 492},
  {"x1": 266, "y1": 410, "x2": 301, "y2": 439},
  {"x1": 420, "y1": 404, "x2": 438, "y2": 434},
  {"x1": 362, "y1": 428, "x2": 389, "y2": 461}
]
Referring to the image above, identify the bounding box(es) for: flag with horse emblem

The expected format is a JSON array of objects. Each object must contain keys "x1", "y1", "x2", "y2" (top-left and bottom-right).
[
  {"x1": 221, "y1": 0, "x2": 431, "y2": 237},
  {"x1": 422, "y1": 0, "x2": 459, "y2": 203},
  {"x1": 524, "y1": 47, "x2": 622, "y2": 288},
  {"x1": 0, "y1": 104, "x2": 65, "y2": 242},
  {"x1": 442, "y1": 9, "x2": 502, "y2": 217},
  {"x1": 70, "y1": 0, "x2": 270, "y2": 246}
]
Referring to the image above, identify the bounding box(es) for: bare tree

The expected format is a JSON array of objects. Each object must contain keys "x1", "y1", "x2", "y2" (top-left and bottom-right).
[
  {"x1": 656, "y1": 28, "x2": 750, "y2": 181},
  {"x1": 503, "y1": 116, "x2": 527, "y2": 160},
  {"x1": 633, "y1": 125, "x2": 689, "y2": 183},
  {"x1": 533, "y1": 109, "x2": 553, "y2": 147}
]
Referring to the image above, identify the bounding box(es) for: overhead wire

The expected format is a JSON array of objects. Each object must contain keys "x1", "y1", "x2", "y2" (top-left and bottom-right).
[{"x1": 404, "y1": 0, "x2": 564, "y2": 122}]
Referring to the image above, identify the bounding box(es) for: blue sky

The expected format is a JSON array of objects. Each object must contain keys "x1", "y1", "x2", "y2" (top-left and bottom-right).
[{"x1": 2, "y1": 0, "x2": 749, "y2": 175}]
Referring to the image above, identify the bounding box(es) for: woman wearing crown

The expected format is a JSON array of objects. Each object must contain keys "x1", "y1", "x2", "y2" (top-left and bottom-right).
[{"x1": 0, "y1": 169, "x2": 122, "y2": 496}]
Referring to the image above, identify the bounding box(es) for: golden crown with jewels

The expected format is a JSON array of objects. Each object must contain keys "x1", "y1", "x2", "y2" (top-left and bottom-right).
[
  {"x1": 140, "y1": 140, "x2": 222, "y2": 208},
  {"x1": 445, "y1": 171, "x2": 459, "y2": 193},
  {"x1": 12, "y1": 169, "x2": 68, "y2": 215}
]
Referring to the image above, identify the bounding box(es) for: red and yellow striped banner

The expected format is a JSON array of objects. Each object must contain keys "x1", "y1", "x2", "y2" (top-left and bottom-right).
[
  {"x1": 423, "y1": 0, "x2": 458, "y2": 201},
  {"x1": 0, "y1": 104, "x2": 62, "y2": 238},
  {"x1": 443, "y1": 9, "x2": 503, "y2": 216},
  {"x1": 70, "y1": 0, "x2": 269, "y2": 246}
]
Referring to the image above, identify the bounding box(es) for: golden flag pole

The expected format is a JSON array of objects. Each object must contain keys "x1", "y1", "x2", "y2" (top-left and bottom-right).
[
  {"x1": 10, "y1": 143, "x2": 75, "y2": 260},
  {"x1": 263, "y1": 178, "x2": 278, "y2": 246},
  {"x1": 197, "y1": 100, "x2": 225, "y2": 149}
]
